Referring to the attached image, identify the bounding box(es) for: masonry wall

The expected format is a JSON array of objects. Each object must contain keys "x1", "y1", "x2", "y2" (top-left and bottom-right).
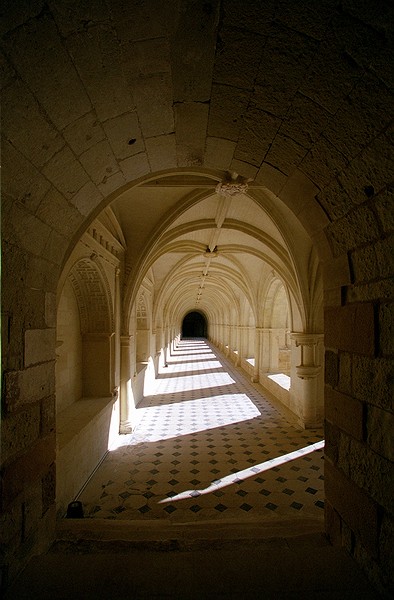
[{"x1": 322, "y1": 181, "x2": 393, "y2": 596}]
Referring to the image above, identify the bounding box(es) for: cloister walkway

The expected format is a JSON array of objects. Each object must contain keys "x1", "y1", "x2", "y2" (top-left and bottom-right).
[{"x1": 78, "y1": 339, "x2": 324, "y2": 525}]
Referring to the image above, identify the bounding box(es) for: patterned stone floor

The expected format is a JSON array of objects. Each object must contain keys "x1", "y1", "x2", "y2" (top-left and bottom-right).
[{"x1": 78, "y1": 339, "x2": 324, "y2": 524}]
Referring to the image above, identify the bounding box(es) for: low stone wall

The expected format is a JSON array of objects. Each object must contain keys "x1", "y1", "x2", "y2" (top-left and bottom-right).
[{"x1": 56, "y1": 397, "x2": 119, "y2": 518}]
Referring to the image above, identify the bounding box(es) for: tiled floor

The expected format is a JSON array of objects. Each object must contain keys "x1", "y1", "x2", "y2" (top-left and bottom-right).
[{"x1": 78, "y1": 339, "x2": 324, "y2": 524}]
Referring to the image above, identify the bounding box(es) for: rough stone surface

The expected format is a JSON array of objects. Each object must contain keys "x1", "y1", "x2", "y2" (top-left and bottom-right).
[{"x1": 324, "y1": 303, "x2": 375, "y2": 355}]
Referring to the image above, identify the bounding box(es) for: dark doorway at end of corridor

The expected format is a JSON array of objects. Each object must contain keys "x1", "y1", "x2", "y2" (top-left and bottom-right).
[{"x1": 182, "y1": 311, "x2": 207, "y2": 338}]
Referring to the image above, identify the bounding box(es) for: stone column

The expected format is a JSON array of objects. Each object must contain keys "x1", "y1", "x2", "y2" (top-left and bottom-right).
[
  {"x1": 120, "y1": 335, "x2": 134, "y2": 433},
  {"x1": 252, "y1": 327, "x2": 262, "y2": 382},
  {"x1": 113, "y1": 267, "x2": 121, "y2": 394},
  {"x1": 235, "y1": 326, "x2": 241, "y2": 366},
  {"x1": 291, "y1": 332, "x2": 324, "y2": 427}
]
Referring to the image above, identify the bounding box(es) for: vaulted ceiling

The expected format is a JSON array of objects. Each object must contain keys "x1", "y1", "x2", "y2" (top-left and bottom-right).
[{"x1": 2, "y1": 0, "x2": 393, "y2": 335}]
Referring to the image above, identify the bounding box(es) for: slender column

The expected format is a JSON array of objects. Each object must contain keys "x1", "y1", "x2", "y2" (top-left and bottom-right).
[
  {"x1": 120, "y1": 335, "x2": 134, "y2": 433},
  {"x1": 291, "y1": 332, "x2": 324, "y2": 427},
  {"x1": 113, "y1": 268, "x2": 121, "y2": 394},
  {"x1": 235, "y1": 326, "x2": 241, "y2": 366},
  {"x1": 252, "y1": 327, "x2": 262, "y2": 382}
]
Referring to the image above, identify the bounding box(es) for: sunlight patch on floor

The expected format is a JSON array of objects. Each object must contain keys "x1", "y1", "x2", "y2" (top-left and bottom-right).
[{"x1": 159, "y1": 440, "x2": 325, "y2": 502}]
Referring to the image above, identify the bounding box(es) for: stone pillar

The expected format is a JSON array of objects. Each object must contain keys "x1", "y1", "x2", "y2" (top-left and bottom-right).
[
  {"x1": 235, "y1": 326, "x2": 241, "y2": 366},
  {"x1": 113, "y1": 267, "x2": 121, "y2": 394},
  {"x1": 291, "y1": 332, "x2": 324, "y2": 427},
  {"x1": 252, "y1": 327, "x2": 262, "y2": 382},
  {"x1": 120, "y1": 335, "x2": 134, "y2": 433}
]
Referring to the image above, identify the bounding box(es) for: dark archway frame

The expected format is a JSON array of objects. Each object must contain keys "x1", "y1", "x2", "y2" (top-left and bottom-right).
[{"x1": 181, "y1": 311, "x2": 208, "y2": 338}]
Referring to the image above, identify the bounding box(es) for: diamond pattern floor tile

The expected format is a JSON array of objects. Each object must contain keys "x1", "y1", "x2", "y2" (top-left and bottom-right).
[{"x1": 78, "y1": 339, "x2": 324, "y2": 524}]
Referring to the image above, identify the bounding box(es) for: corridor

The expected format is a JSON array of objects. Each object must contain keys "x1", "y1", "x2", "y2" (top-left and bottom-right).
[{"x1": 78, "y1": 340, "x2": 324, "y2": 524}]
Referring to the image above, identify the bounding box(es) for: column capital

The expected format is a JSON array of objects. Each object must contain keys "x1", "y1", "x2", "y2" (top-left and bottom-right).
[{"x1": 291, "y1": 332, "x2": 324, "y2": 347}]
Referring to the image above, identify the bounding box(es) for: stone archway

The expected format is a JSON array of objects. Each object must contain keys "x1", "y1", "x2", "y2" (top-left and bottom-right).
[{"x1": 1, "y1": 2, "x2": 393, "y2": 595}]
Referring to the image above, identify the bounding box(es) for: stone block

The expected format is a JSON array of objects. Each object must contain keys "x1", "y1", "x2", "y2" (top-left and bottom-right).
[
  {"x1": 175, "y1": 102, "x2": 209, "y2": 166},
  {"x1": 171, "y1": 0, "x2": 218, "y2": 102},
  {"x1": 338, "y1": 134, "x2": 393, "y2": 207},
  {"x1": 123, "y1": 37, "x2": 171, "y2": 80},
  {"x1": 42, "y1": 463, "x2": 56, "y2": 516},
  {"x1": 5, "y1": 362, "x2": 55, "y2": 412},
  {"x1": 42, "y1": 230, "x2": 69, "y2": 267},
  {"x1": 103, "y1": 111, "x2": 144, "y2": 161},
  {"x1": 324, "y1": 303, "x2": 375, "y2": 355},
  {"x1": 347, "y1": 280, "x2": 393, "y2": 304},
  {"x1": 22, "y1": 482, "x2": 43, "y2": 542},
  {"x1": 373, "y1": 237, "x2": 394, "y2": 279},
  {"x1": 367, "y1": 405, "x2": 394, "y2": 462},
  {"x1": 300, "y1": 135, "x2": 347, "y2": 189},
  {"x1": 229, "y1": 160, "x2": 258, "y2": 181},
  {"x1": 325, "y1": 387, "x2": 364, "y2": 441},
  {"x1": 255, "y1": 162, "x2": 287, "y2": 196},
  {"x1": 1, "y1": 404, "x2": 41, "y2": 465},
  {"x1": 62, "y1": 112, "x2": 106, "y2": 156},
  {"x1": 254, "y1": 27, "x2": 317, "y2": 115},
  {"x1": 45, "y1": 293, "x2": 56, "y2": 329},
  {"x1": 374, "y1": 188, "x2": 394, "y2": 234},
  {"x1": 275, "y1": 0, "x2": 334, "y2": 40},
  {"x1": 316, "y1": 178, "x2": 353, "y2": 222},
  {"x1": 339, "y1": 437, "x2": 394, "y2": 514},
  {"x1": 350, "y1": 244, "x2": 379, "y2": 283},
  {"x1": 42, "y1": 146, "x2": 89, "y2": 200},
  {"x1": 1, "y1": 139, "x2": 51, "y2": 211},
  {"x1": 6, "y1": 202, "x2": 51, "y2": 257},
  {"x1": 36, "y1": 187, "x2": 85, "y2": 238},
  {"x1": 325, "y1": 204, "x2": 380, "y2": 256},
  {"x1": 0, "y1": 500, "x2": 22, "y2": 547},
  {"x1": 119, "y1": 153, "x2": 150, "y2": 183},
  {"x1": 279, "y1": 169, "x2": 319, "y2": 216},
  {"x1": 338, "y1": 352, "x2": 352, "y2": 396},
  {"x1": 379, "y1": 512, "x2": 394, "y2": 582},
  {"x1": 145, "y1": 134, "x2": 177, "y2": 172},
  {"x1": 24, "y1": 328, "x2": 56, "y2": 367},
  {"x1": 204, "y1": 136, "x2": 236, "y2": 170},
  {"x1": 79, "y1": 139, "x2": 120, "y2": 186},
  {"x1": 98, "y1": 171, "x2": 126, "y2": 197},
  {"x1": 1, "y1": 434, "x2": 56, "y2": 510},
  {"x1": 222, "y1": 0, "x2": 275, "y2": 35},
  {"x1": 300, "y1": 38, "x2": 362, "y2": 115},
  {"x1": 111, "y1": 0, "x2": 176, "y2": 44},
  {"x1": 40, "y1": 396, "x2": 56, "y2": 437},
  {"x1": 325, "y1": 460, "x2": 379, "y2": 558},
  {"x1": 324, "y1": 73, "x2": 392, "y2": 159},
  {"x1": 5, "y1": 12, "x2": 91, "y2": 130},
  {"x1": 264, "y1": 134, "x2": 307, "y2": 176},
  {"x1": 2, "y1": 79, "x2": 64, "y2": 169},
  {"x1": 324, "y1": 419, "x2": 340, "y2": 464},
  {"x1": 208, "y1": 83, "x2": 250, "y2": 141},
  {"x1": 213, "y1": 28, "x2": 264, "y2": 91},
  {"x1": 281, "y1": 93, "x2": 330, "y2": 149},
  {"x1": 324, "y1": 498, "x2": 341, "y2": 547},
  {"x1": 352, "y1": 355, "x2": 393, "y2": 411},
  {"x1": 234, "y1": 107, "x2": 281, "y2": 167},
  {"x1": 379, "y1": 303, "x2": 394, "y2": 356},
  {"x1": 50, "y1": 0, "x2": 110, "y2": 37},
  {"x1": 131, "y1": 73, "x2": 174, "y2": 138},
  {"x1": 67, "y1": 26, "x2": 133, "y2": 122},
  {"x1": 324, "y1": 350, "x2": 338, "y2": 387},
  {"x1": 322, "y1": 255, "x2": 351, "y2": 290},
  {"x1": 70, "y1": 182, "x2": 103, "y2": 218}
]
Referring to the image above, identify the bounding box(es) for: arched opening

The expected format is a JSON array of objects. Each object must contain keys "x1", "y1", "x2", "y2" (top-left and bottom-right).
[{"x1": 182, "y1": 311, "x2": 208, "y2": 338}]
